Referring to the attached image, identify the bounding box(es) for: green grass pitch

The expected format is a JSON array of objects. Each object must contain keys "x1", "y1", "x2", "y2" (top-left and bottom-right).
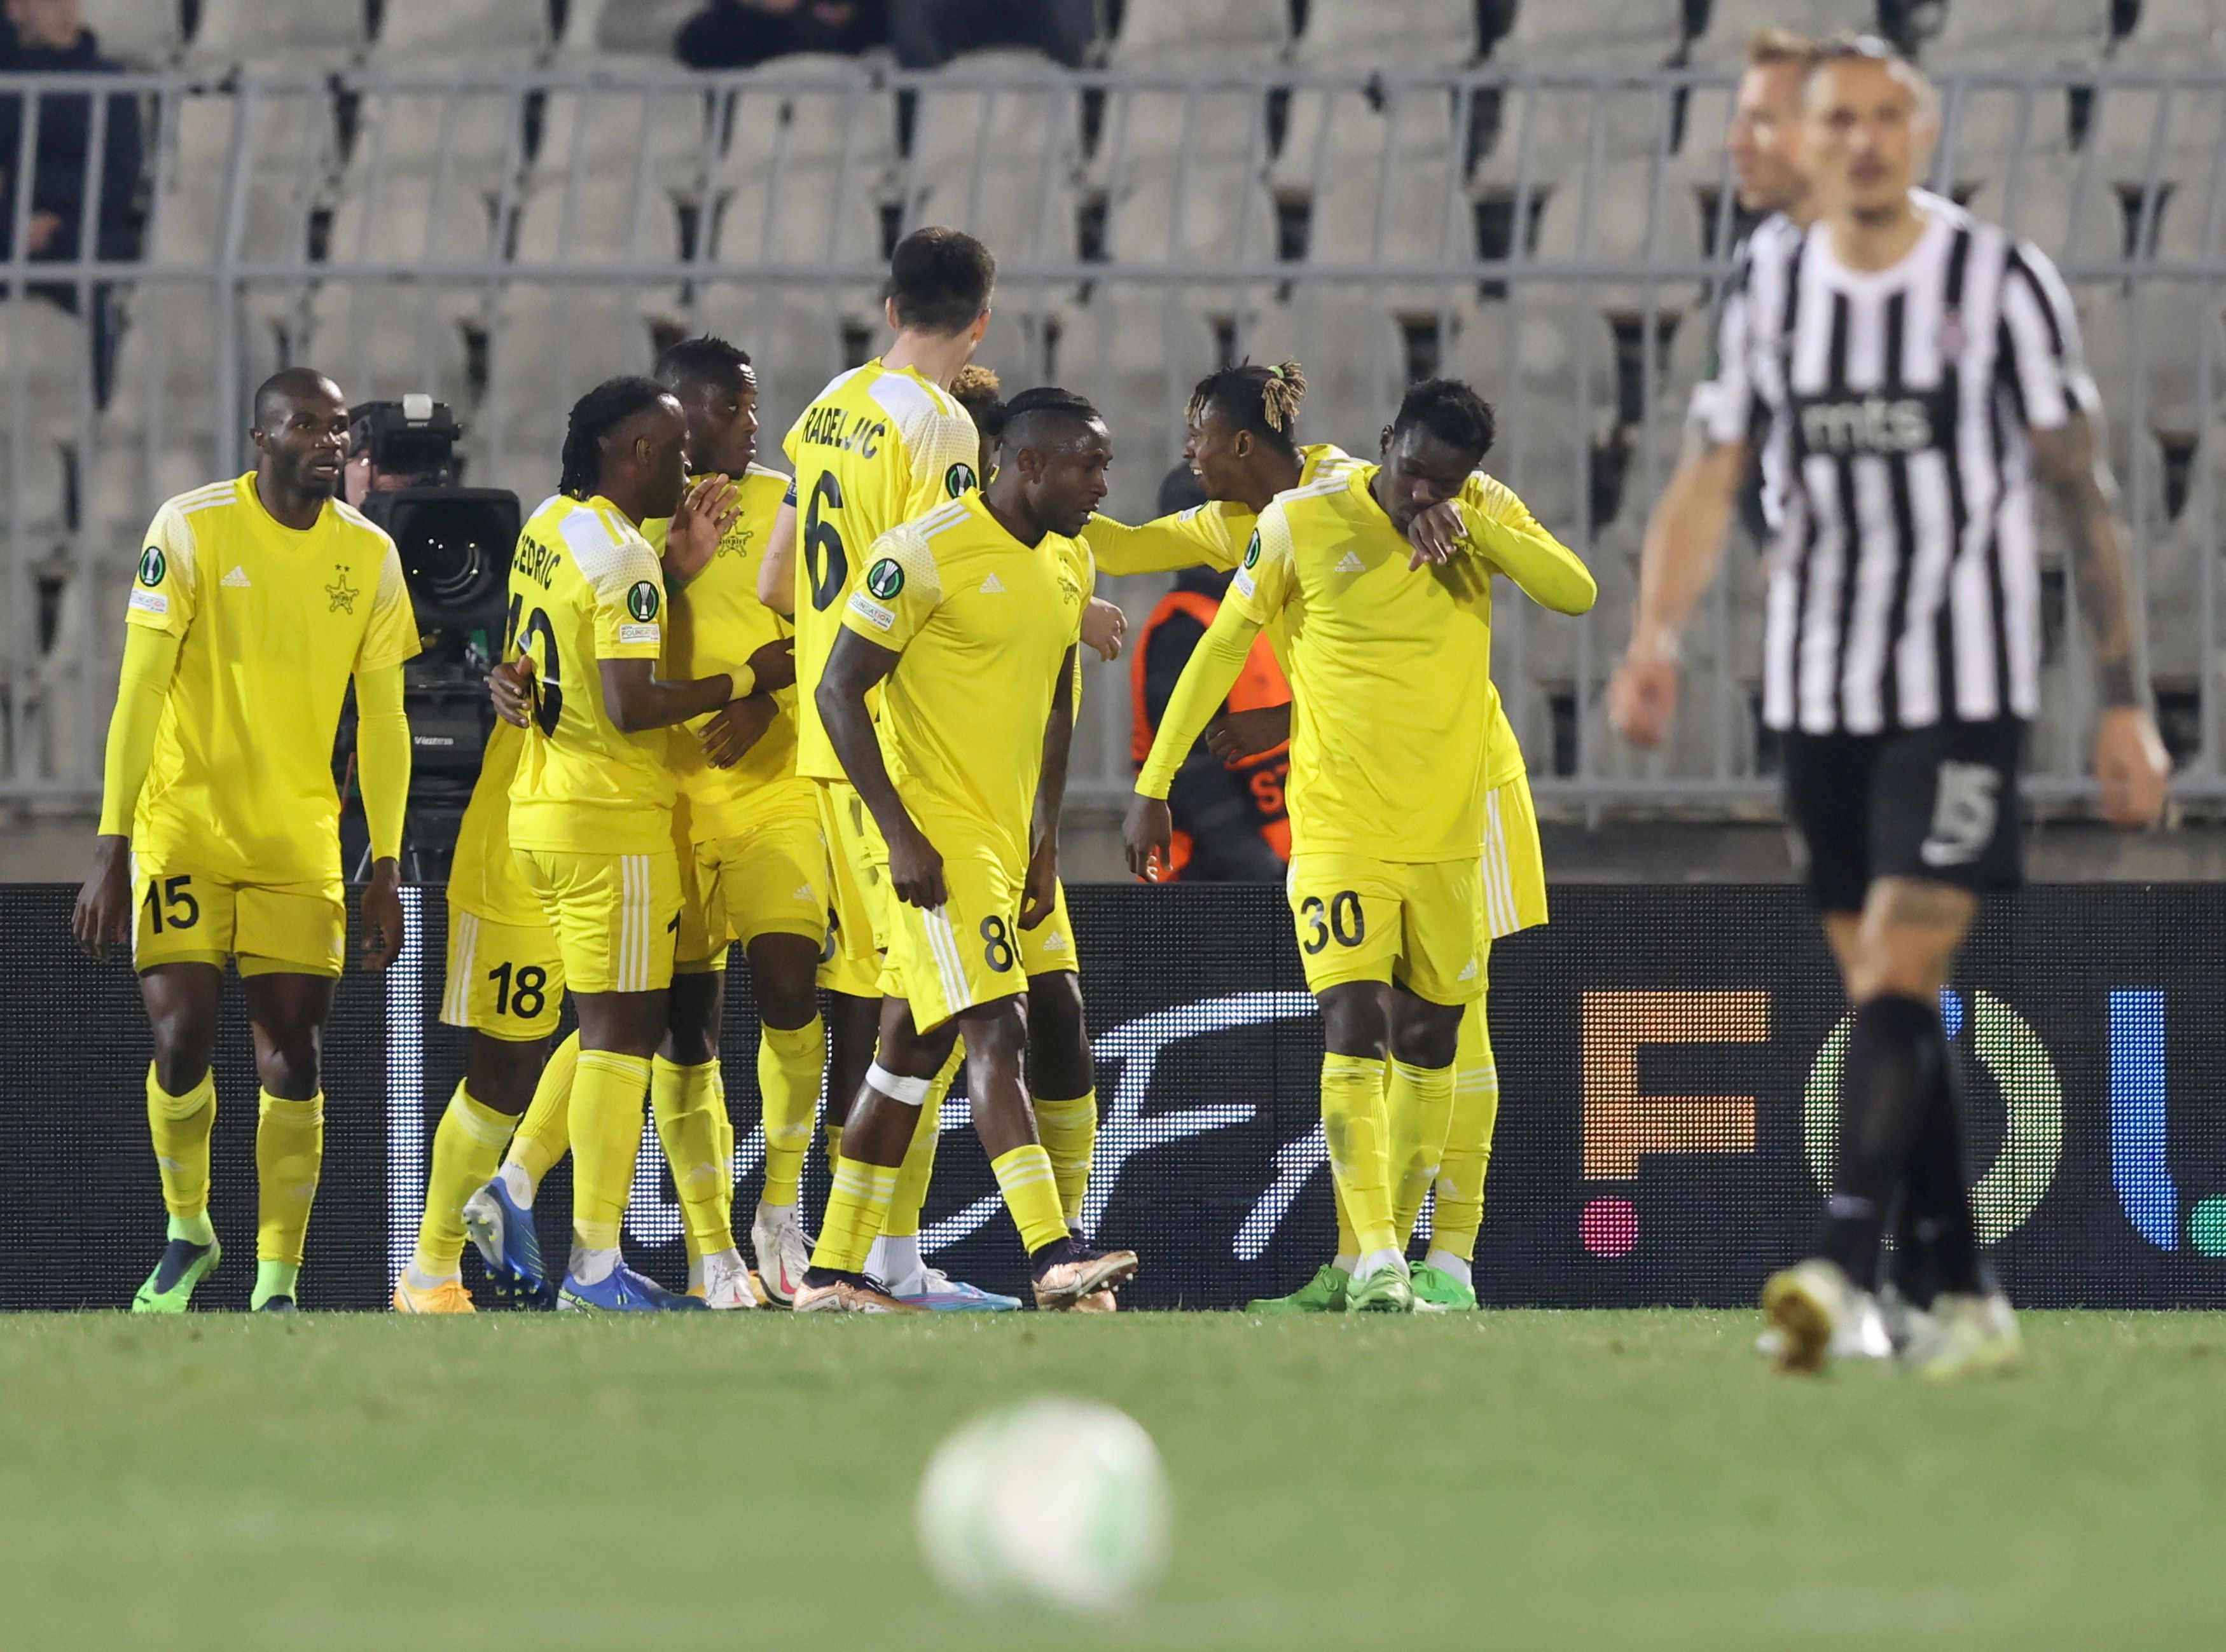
[{"x1": 4, "y1": 1311, "x2": 2222, "y2": 1650}]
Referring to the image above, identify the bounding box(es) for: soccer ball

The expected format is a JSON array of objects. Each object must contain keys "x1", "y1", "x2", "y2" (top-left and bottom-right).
[{"x1": 916, "y1": 1397, "x2": 1172, "y2": 1613}]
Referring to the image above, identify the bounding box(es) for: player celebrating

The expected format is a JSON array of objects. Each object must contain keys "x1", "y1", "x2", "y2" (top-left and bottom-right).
[
  {"x1": 799, "y1": 387, "x2": 1138, "y2": 1313},
  {"x1": 1610, "y1": 38, "x2": 2168, "y2": 1375},
  {"x1": 74, "y1": 368, "x2": 418, "y2": 1313},
  {"x1": 757, "y1": 226, "x2": 1016, "y2": 1309},
  {"x1": 1127, "y1": 380, "x2": 1596, "y2": 1312},
  {"x1": 502, "y1": 376, "x2": 747, "y2": 1312}
]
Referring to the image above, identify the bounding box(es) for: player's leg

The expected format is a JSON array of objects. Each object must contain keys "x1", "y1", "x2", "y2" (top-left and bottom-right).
[
  {"x1": 132, "y1": 958, "x2": 226, "y2": 1312},
  {"x1": 1378, "y1": 870, "x2": 1478, "y2": 1312},
  {"x1": 1413, "y1": 998, "x2": 1496, "y2": 1310},
  {"x1": 408, "y1": 909, "x2": 563, "y2": 1311},
  {"x1": 1021, "y1": 883, "x2": 1096, "y2": 1229},
  {"x1": 237, "y1": 967, "x2": 336, "y2": 1314},
  {"x1": 466, "y1": 1030, "x2": 577, "y2": 1304},
  {"x1": 751, "y1": 929, "x2": 829, "y2": 1305},
  {"x1": 657, "y1": 963, "x2": 752, "y2": 1305},
  {"x1": 798, "y1": 994, "x2": 955, "y2": 1312}
]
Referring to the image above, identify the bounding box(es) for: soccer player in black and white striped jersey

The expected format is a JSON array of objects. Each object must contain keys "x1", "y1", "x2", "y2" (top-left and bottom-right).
[{"x1": 1611, "y1": 38, "x2": 2169, "y2": 1377}]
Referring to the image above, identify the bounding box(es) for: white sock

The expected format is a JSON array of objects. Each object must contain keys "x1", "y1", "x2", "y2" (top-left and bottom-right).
[
  {"x1": 1424, "y1": 1249, "x2": 1472, "y2": 1289},
  {"x1": 1331, "y1": 1253, "x2": 1359, "y2": 1276},
  {"x1": 866, "y1": 1233, "x2": 922, "y2": 1286},
  {"x1": 756, "y1": 1199, "x2": 796, "y2": 1226},
  {"x1": 403, "y1": 1262, "x2": 457, "y2": 1291},
  {"x1": 1353, "y1": 1248, "x2": 1406, "y2": 1283},
  {"x1": 570, "y1": 1245, "x2": 618, "y2": 1286},
  {"x1": 499, "y1": 1160, "x2": 536, "y2": 1209},
  {"x1": 703, "y1": 1248, "x2": 747, "y2": 1285}
]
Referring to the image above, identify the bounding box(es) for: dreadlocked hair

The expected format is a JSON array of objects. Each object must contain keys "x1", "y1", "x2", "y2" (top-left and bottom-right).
[
  {"x1": 1184, "y1": 359, "x2": 1307, "y2": 455},
  {"x1": 559, "y1": 375, "x2": 669, "y2": 500},
  {"x1": 950, "y1": 364, "x2": 1005, "y2": 437}
]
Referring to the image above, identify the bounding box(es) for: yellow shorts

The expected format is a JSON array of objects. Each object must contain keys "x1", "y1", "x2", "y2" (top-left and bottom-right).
[
  {"x1": 1285, "y1": 851, "x2": 1484, "y2": 1005},
  {"x1": 878, "y1": 840, "x2": 1029, "y2": 1031},
  {"x1": 1018, "y1": 877, "x2": 1079, "y2": 978},
  {"x1": 441, "y1": 902, "x2": 565, "y2": 1041},
  {"x1": 513, "y1": 846, "x2": 681, "y2": 996},
  {"x1": 817, "y1": 779, "x2": 889, "y2": 998},
  {"x1": 130, "y1": 860, "x2": 345, "y2": 978},
  {"x1": 1480, "y1": 770, "x2": 1549, "y2": 939},
  {"x1": 676, "y1": 811, "x2": 833, "y2": 972}
]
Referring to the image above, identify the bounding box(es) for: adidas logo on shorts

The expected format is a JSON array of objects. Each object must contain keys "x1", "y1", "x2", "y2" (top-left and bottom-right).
[
  {"x1": 1457, "y1": 958, "x2": 1477, "y2": 981},
  {"x1": 222, "y1": 565, "x2": 251, "y2": 587},
  {"x1": 791, "y1": 884, "x2": 815, "y2": 900}
]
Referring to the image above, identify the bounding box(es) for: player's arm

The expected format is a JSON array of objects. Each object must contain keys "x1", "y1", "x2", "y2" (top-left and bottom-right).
[
  {"x1": 599, "y1": 657, "x2": 735, "y2": 733},
  {"x1": 1458, "y1": 481, "x2": 1598, "y2": 616},
  {"x1": 758, "y1": 497, "x2": 796, "y2": 617},
  {"x1": 820, "y1": 628, "x2": 946, "y2": 907},
  {"x1": 1081, "y1": 504, "x2": 1245, "y2": 579},
  {"x1": 699, "y1": 635, "x2": 798, "y2": 769},
  {"x1": 73, "y1": 624, "x2": 181, "y2": 959},
  {"x1": 352, "y1": 659, "x2": 411, "y2": 970},
  {"x1": 1023, "y1": 642, "x2": 1080, "y2": 929},
  {"x1": 1124, "y1": 514, "x2": 1292, "y2": 877}
]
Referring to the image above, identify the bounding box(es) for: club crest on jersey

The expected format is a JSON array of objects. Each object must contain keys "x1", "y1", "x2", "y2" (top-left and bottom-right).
[
  {"x1": 326, "y1": 568, "x2": 358, "y2": 614},
  {"x1": 626, "y1": 581, "x2": 660, "y2": 622},
  {"x1": 944, "y1": 462, "x2": 978, "y2": 498},
  {"x1": 866, "y1": 557, "x2": 904, "y2": 600},
  {"x1": 1243, "y1": 531, "x2": 1261, "y2": 570},
  {"x1": 137, "y1": 546, "x2": 165, "y2": 587}
]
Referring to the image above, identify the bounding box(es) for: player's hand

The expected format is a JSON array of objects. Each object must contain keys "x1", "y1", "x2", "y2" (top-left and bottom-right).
[
  {"x1": 1207, "y1": 704, "x2": 1291, "y2": 763},
  {"x1": 1406, "y1": 500, "x2": 1467, "y2": 570},
  {"x1": 361, "y1": 858, "x2": 405, "y2": 972},
  {"x1": 886, "y1": 820, "x2": 948, "y2": 909},
  {"x1": 700, "y1": 694, "x2": 777, "y2": 768},
  {"x1": 1020, "y1": 833, "x2": 1060, "y2": 929},
  {"x1": 1081, "y1": 598, "x2": 1128, "y2": 663},
  {"x1": 1123, "y1": 794, "x2": 1175, "y2": 882},
  {"x1": 743, "y1": 635, "x2": 796, "y2": 693},
  {"x1": 1608, "y1": 646, "x2": 1679, "y2": 750},
  {"x1": 665, "y1": 475, "x2": 742, "y2": 584},
  {"x1": 488, "y1": 655, "x2": 533, "y2": 729},
  {"x1": 73, "y1": 834, "x2": 134, "y2": 961},
  {"x1": 2094, "y1": 705, "x2": 2170, "y2": 827}
]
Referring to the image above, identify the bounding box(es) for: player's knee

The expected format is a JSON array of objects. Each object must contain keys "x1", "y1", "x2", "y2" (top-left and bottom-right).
[
  {"x1": 1320, "y1": 987, "x2": 1389, "y2": 1061},
  {"x1": 257, "y1": 1038, "x2": 322, "y2": 1101},
  {"x1": 1389, "y1": 999, "x2": 1463, "y2": 1070},
  {"x1": 749, "y1": 940, "x2": 822, "y2": 1031},
  {"x1": 149, "y1": 1042, "x2": 213, "y2": 1098},
  {"x1": 960, "y1": 1000, "x2": 1029, "y2": 1069}
]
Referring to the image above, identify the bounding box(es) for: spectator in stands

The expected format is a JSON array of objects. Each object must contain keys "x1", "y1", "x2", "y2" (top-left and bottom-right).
[
  {"x1": 0, "y1": 0, "x2": 142, "y2": 276},
  {"x1": 675, "y1": 0, "x2": 888, "y2": 69},
  {"x1": 892, "y1": 0, "x2": 1098, "y2": 67}
]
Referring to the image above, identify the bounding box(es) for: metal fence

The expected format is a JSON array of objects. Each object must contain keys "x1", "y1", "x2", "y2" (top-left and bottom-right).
[{"x1": 3, "y1": 63, "x2": 2223, "y2": 809}]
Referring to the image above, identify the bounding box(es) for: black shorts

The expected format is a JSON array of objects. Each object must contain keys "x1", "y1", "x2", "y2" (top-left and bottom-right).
[{"x1": 1780, "y1": 719, "x2": 2026, "y2": 915}]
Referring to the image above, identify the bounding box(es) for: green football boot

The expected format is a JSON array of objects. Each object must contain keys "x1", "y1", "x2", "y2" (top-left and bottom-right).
[
  {"x1": 1344, "y1": 1266, "x2": 1416, "y2": 1314},
  {"x1": 132, "y1": 1234, "x2": 223, "y2": 1313},
  {"x1": 1408, "y1": 1263, "x2": 1478, "y2": 1311},
  {"x1": 1247, "y1": 1263, "x2": 1349, "y2": 1314}
]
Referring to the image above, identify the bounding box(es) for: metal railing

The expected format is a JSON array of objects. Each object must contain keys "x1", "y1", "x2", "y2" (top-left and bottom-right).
[{"x1": 3, "y1": 64, "x2": 2222, "y2": 810}]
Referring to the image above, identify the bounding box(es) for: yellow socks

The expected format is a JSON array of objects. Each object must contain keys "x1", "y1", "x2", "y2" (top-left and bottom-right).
[
  {"x1": 504, "y1": 1029, "x2": 579, "y2": 1197},
  {"x1": 254, "y1": 1089, "x2": 324, "y2": 1305},
  {"x1": 1429, "y1": 1005, "x2": 1501, "y2": 1265},
  {"x1": 811, "y1": 1157, "x2": 901, "y2": 1272},
  {"x1": 991, "y1": 1143, "x2": 1068, "y2": 1253},
  {"x1": 411, "y1": 1081, "x2": 515, "y2": 1280},
  {"x1": 652, "y1": 1057, "x2": 732, "y2": 1266},
  {"x1": 571, "y1": 1049, "x2": 651, "y2": 1252},
  {"x1": 146, "y1": 1064, "x2": 216, "y2": 1245},
  {"x1": 884, "y1": 1045, "x2": 962, "y2": 1239},
  {"x1": 1034, "y1": 1091, "x2": 1097, "y2": 1223},
  {"x1": 1389, "y1": 1059, "x2": 1456, "y2": 1246},
  {"x1": 758, "y1": 1017, "x2": 824, "y2": 1209},
  {"x1": 1320, "y1": 1052, "x2": 1395, "y2": 1256}
]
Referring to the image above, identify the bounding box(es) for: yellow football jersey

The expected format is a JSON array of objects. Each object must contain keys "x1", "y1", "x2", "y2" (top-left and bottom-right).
[
  {"x1": 1211, "y1": 463, "x2": 1593, "y2": 863},
  {"x1": 1081, "y1": 443, "x2": 1361, "y2": 578},
  {"x1": 504, "y1": 493, "x2": 675, "y2": 856},
  {"x1": 644, "y1": 464, "x2": 815, "y2": 841},
  {"x1": 446, "y1": 719, "x2": 546, "y2": 927},
  {"x1": 783, "y1": 359, "x2": 981, "y2": 782},
  {"x1": 840, "y1": 491, "x2": 1089, "y2": 866},
  {"x1": 123, "y1": 473, "x2": 420, "y2": 886}
]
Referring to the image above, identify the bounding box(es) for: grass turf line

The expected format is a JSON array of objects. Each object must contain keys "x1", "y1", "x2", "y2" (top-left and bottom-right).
[{"x1": 2, "y1": 1311, "x2": 2222, "y2": 1651}]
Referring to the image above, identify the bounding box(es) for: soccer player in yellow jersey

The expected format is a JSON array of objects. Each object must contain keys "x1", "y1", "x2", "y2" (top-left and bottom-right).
[
  {"x1": 501, "y1": 377, "x2": 746, "y2": 1312},
  {"x1": 73, "y1": 368, "x2": 419, "y2": 1313},
  {"x1": 758, "y1": 227, "x2": 1018, "y2": 1309},
  {"x1": 798, "y1": 388, "x2": 1140, "y2": 1313},
  {"x1": 1127, "y1": 380, "x2": 1596, "y2": 1312}
]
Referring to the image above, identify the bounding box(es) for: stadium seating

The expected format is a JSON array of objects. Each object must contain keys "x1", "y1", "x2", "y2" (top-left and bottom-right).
[
  {"x1": 1919, "y1": 0, "x2": 2114, "y2": 67},
  {"x1": 371, "y1": 0, "x2": 560, "y2": 62},
  {"x1": 1685, "y1": 0, "x2": 1883, "y2": 65},
  {"x1": 1109, "y1": 0, "x2": 1289, "y2": 66},
  {"x1": 1490, "y1": 0, "x2": 1684, "y2": 66},
  {"x1": 1290, "y1": 0, "x2": 1479, "y2": 66},
  {"x1": 186, "y1": 0, "x2": 371, "y2": 66},
  {"x1": 80, "y1": 0, "x2": 185, "y2": 65},
  {"x1": 584, "y1": 0, "x2": 702, "y2": 59}
]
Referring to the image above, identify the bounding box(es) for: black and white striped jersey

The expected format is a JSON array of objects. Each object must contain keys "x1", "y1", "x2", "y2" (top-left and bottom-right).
[{"x1": 1703, "y1": 198, "x2": 2091, "y2": 736}]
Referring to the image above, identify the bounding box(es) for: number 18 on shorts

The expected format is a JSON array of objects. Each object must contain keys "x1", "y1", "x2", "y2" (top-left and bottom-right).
[{"x1": 1285, "y1": 853, "x2": 1485, "y2": 1005}]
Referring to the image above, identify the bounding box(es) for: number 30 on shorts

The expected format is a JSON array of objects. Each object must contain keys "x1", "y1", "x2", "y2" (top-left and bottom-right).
[{"x1": 1299, "y1": 890, "x2": 1365, "y2": 954}]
